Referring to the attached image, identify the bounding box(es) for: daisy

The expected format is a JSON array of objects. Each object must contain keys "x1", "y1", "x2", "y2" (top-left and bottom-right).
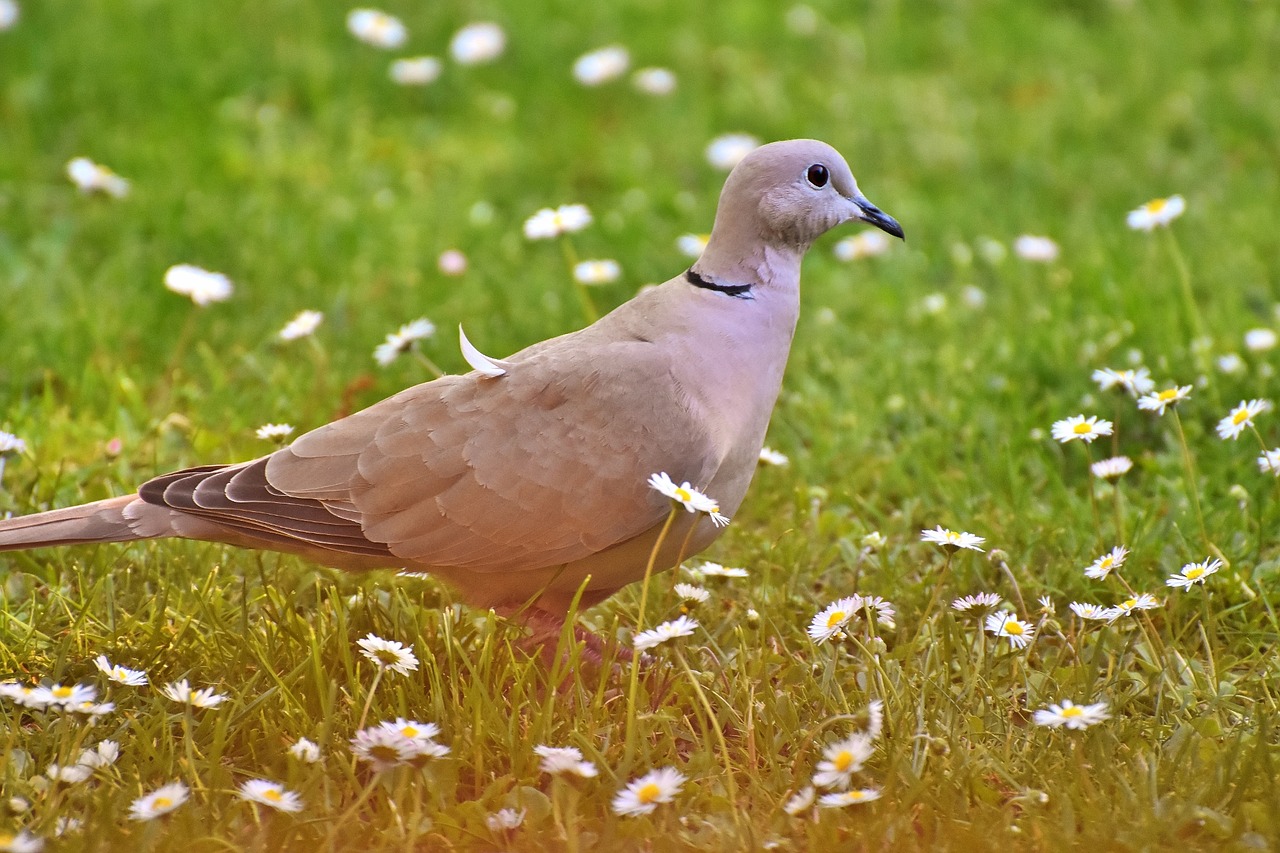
[
  {"x1": 238, "y1": 779, "x2": 303, "y2": 813},
  {"x1": 346, "y1": 9, "x2": 406, "y2": 49},
  {"x1": 374, "y1": 318, "x2": 435, "y2": 366},
  {"x1": 164, "y1": 264, "x2": 232, "y2": 306},
  {"x1": 632, "y1": 67, "x2": 676, "y2": 95},
  {"x1": 833, "y1": 230, "x2": 891, "y2": 261},
  {"x1": 78, "y1": 741, "x2": 120, "y2": 769},
  {"x1": 865, "y1": 699, "x2": 885, "y2": 740},
  {"x1": 1033, "y1": 700, "x2": 1110, "y2": 730},
  {"x1": 93, "y1": 655, "x2": 147, "y2": 686},
  {"x1": 920, "y1": 526, "x2": 986, "y2": 552},
  {"x1": 160, "y1": 679, "x2": 227, "y2": 709},
  {"x1": 534, "y1": 745, "x2": 598, "y2": 778},
  {"x1": 437, "y1": 249, "x2": 467, "y2": 276},
  {"x1": 523, "y1": 204, "x2": 593, "y2": 240},
  {"x1": 1245, "y1": 328, "x2": 1278, "y2": 352},
  {"x1": 1091, "y1": 456, "x2": 1133, "y2": 479},
  {"x1": 1084, "y1": 546, "x2": 1128, "y2": 580},
  {"x1": 1108, "y1": 593, "x2": 1162, "y2": 617},
  {"x1": 356, "y1": 633, "x2": 420, "y2": 675},
  {"x1": 379, "y1": 717, "x2": 441, "y2": 744},
  {"x1": 572, "y1": 259, "x2": 621, "y2": 285},
  {"x1": 919, "y1": 293, "x2": 947, "y2": 316},
  {"x1": 389, "y1": 56, "x2": 442, "y2": 86},
  {"x1": 449, "y1": 22, "x2": 506, "y2": 65},
  {"x1": 0, "y1": 682, "x2": 46, "y2": 708},
  {"x1": 486, "y1": 807, "x2": 526, "y2": 832},
  {"x1": 807, "y1": 597, "x2": 856, "y2": 643},
  {"x1": 572, "y1": 45, "x2": 629, "y2": 86},
  {"x1": 612, "y1": 767, "x2": 686, "y2": 817},
  {"x1": 1013, "y1": 235, "x2": 1059, "y2": 262},
  {"x1": 1051, "y1": 414, "x2": 1113, "y2": 444},
  {"x1": 1091, "y1": 367, "x2": 1155, "y2": 397},
  {"x1": 646, "y1": 472, "x2": 719, "y2": 517},
  {"x1": 812, "y1": 733, "x2": 873, "y2": 788},
  {"x1": 289, "y1": 738, "x2": 321, "y2": 763},
  {"x1": 46, "y1": 763, "x2": 93, "y2": 784},
  {"x1": 1166, "y1": 558, "x2": 1222, "y2": 590},
  {"x1": 1069, "y1": 602, "x2": 1115, "y2": 621},
  {"x1": 952, "y1": 592, "x2": 1002, "y2": 612},
  {"x1": 0, "y1": 431, "x2": 26, "y2": 454},
  {"x1": 128, "y1": 782, "x2": 190, "y2": 821},
  {"x1": 985, "y1": 612, "x2": 1034, "y2": 649},
  {"x1": 278, "y1": 309, "x2": 323, "y2": 341},
  {"x1": 859, "y1": 595, "x2": 897, "y2": 628},
  {"x1": 758, "y1": 446, "x2": 789, "y2": 466},
  {"x1": 33, "y1": 683, "x2": 96, "y2": 708},
  {"x1": 1126, "y1": 195, "x2": 1185, "y2": 231},
  {"x1": 1217, "y1": 399, "x2": 1270, "y2": 440},
  {"x1": 0, "y1": 830, "x2": 43, "y2": 853},
  {"x1": 1137, "y1": 385, "x2": 1192, "y2": 416},
  {"x1": 1218, "y1": 353, "x2": 1246, "y2": 374},
  {"x1": 860, "y1": 531, "x2": 886, "y2": 550},
  {"x1": 695, "y1": 562, "x2": 748, "y2": 578},
  {"x1": 69, "y1": 700, "x2": 115, "y2": 717},
  {"x1": 633, "y1": 615, "x2": 699, "y2": 652},
  {"x1": 1037, "y1": 595, "x2": 1055, "y2": 614},
  {"x1": 705, "y1": 133, "x2": 759, "y2": 171},
  {"x1": 818, "y1": 788, "x2": 882, "y2": 808},
  {"x1": 674, "y1": 583, "x2": 709, "y2": 604},
  {"x1": 350, "y1": 727, "x2": 419, "y2": 771},
  {"x1": 1258, "y1": 448, "x2": 1280, "y2": 476},
  {"x1": 962, "y1": 285, "x2": 987, "y2": 309},
  {"x1": 783, "y1": 785, "x2": 816, "y2": 815},
  {"x1": 255, "y1": 423, "x2": 294, "y2": 442},
  {"x1": 675, "y1": 233, "x2": 709, "y2": 258},
  {"x1": 66, "y1": 157, "x2": 130, "y2": 197}
]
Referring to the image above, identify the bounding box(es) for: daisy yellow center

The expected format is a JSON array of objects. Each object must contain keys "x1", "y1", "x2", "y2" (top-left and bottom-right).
[
  {"x1": 1145, "y1": 198, "x2": 1167, "y2": 214},
  {"x1": 153, "y1": 797, "x2": 172, "y2": 809},
  {"x1": 826, "y1": 611, "x2": 847, "y2": 629},
  {"x1": 847, "y1": 791, "x2": 868, "y2": 802},
  {"x1": 945, "y1": 532, "x2": 959, "y2": 542},
  {"x1": 637, "y1": 782, "x2": 663, "y2": 804},
  {"x1": 1100, "y1": 556, "x2": 1115, "y2": 569},
  {"x1": 401, "y1": 726, "x2": 419, "y2": 738},
  {"x1": 1233, "y1": 409, "x2": 1250, "y2": 425},
  {"x1": 1061, "y1": 706, "x2": 1084, "y2": 718},
  {"x1": 1073, "y1": 422, "x2": 1094, "y2": 434},
  {"x1": 674, "y1": 487, "x2": 692, "y2": 502},
  {"x1": 1158, "y1": 389, "x2": 1180, "y2": 402},
  {"x1": 1185, "y1": 566, "x2": 1204, "y2": 579},
  {"x1": 0, "y1": 835, "x2": 14, "y2": 845},
  {"x1": 1005, "y1": 621, "x2": 1024, "y2": 636},
  {"x1": 1122, "y1": 598, "x2": 1137, "y2": 609},
  {"x1": 833, "y1": 751, "x2": 855, "y2": 772},
  {"x1": 374, "y1": 650, "x2": 399, "y2": 665},
  {"x1": 53, "y1": 686, "x2": 73, "y2": 698},
  {"x1": 263, "y1": 789, "x2": 283, "y2": 801}
]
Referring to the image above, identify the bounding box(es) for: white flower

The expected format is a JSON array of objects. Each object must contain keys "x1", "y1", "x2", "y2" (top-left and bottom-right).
[
  {"x1": 674, "y1": 583, "x2": 709, "y2": 604},
  {"x1": 128, "y1": 782, "x2": 190, "y2": 820},
  {"x1": 812, "y1": 733, "x2": 873, "y2": 789},
  {"x1": 1092, "y1": 367, "x2": 1155, "y2": 397},
  {"x1": 1038, "y1": 595, "x2": 1054, "y2": 613},
  {"x1": 0, "y1": 0, "x2": 19, "y2": 31},
  {"x1": 0, "y1": 431, "x2": 26, "y2": 454},
  {"x1": 93, "y1": 655, "x2": 147, "y2": 686},
  {"x1": 977, "y1": 237, "x2": 1006, "y2": 264},
  {"x1": 349, "y1": 726, "x2": 442, "y2": 770},
  {"x1": 46, "y1": 763, "x2": 93, "y2": 784},
  {"x1": 534, "y1": 745, "x2": 598, "y2": 778},
  {"x1": 633, "y1": 615, "x2": 699, "y2": 652},
  {"x1": 255, "y1": 423, "x2": 295, "y2": 442},
  {"x1": 69, "y1": 699, "x2": 114, "y2": 717},
  {"x1": 783, "y1": 786, "x2": 816, "y2": 815},
  {"x1": 632, "y1": 67, "x2": 676, "y2": 95},
  {"x1": 757, "y1": 446, "x2": 789, "y2": 466},
  {"x1": 289, "y1": 738, "x2": 322, "y2": 763},
  {"x1": 0, "y1": 830, "x2": 43, "y2": 853},
  {"x1": 860, "y1": 595, "x2": 897, "y2": 628},
  {"x1": 1258, "y1": 448, "x2": 1280, "y2": 476},
  {"x1": 374, "y1": 318, "x2": 435, "y2": 366},
  {"x1": 486, "y1": 807, "x2": 526, "y2": 832},
  {"x1": 612, "y1": 767, "x2": 686, "y2": 817},
  {"x1": 833, "y1": 230, "x2": 891, "y2": 261},
  {"x1": 1218, "y1": 353, "x2": 1246, "y2": 374},
  {"x1": 450, "y1": 22, "x2": 506, "y2": 65},
  {"x1": 919, "y1": 293, "x2": 947, "y2": 315},
  {"x1": 808, "y1": 597, "x2": 855, "y2": 643},
  {"x1": 1109, "y1": 593, "x2": 1162, "y2": 616},
  {"x1": 160, "y1": 679, "x2": 228, "y2": 709},
  {"x1": 865, "y1": 699, "x2": 885, "y2": 741},
  {"x1": 1217, "y1": 399, "x2": 1270, "y2": 440},
  {"x1": 346, "y1": 9, "x2": 407, "y2": 49},
  {"x1": 1013, "y1": 235, "x2": 1059, "y2": 262},
  {"x1": 1084, "y1": 546, "x2": 1128, "y2": 580},
  {"x1": 573, "y1": 259, "x2": 621, "y2": 285},
  {"x1": 572, "y1": 45, "x2": 629, "y2": 86},
  {"x1": 861, "y1": 531, "x2": 886, "y2": 551},
  {"x1": 962, "y1": 285, "x2": 987, "y2": 309},
  {"x1": 818, "y1": 788, "x2": 882, "y2": 808},
  {"x1": 1091, "y1": 456, "x2": 1133, "y2": 479},
  {"x1": 1051, "y1": 414, "x2": 1113, "y2": 444},
  {"x1": 985, "y1": 612, "x2": 1034, "y2": 649},
  {"x1": 646, "y1": 472, "x2": 724, "y2": 520},
  {"x1": 33, "y1": 683, "x2": 96, "y2": 708},
  {"x1": 675, "y1": 233, "x2": 709, "y2": 258},
  {"x1": 1166, "y1": 558, "x2": 1222, "y2": 590},
  {"x1": 379, "y1": 717, "x2": 442, "y2": 744},
  {"x1": 238, "y1": 779, "x2": 303, "y2": 813},
  {"x1": 920, "y1": 526, "x2": 985, "y2": 552},
  {"x1": 164, "y1": 264, "x2": 233, "y2": 306},
  {"x1": 1245, "y1": 328, "x2": 1278, "y2": 352},
  {"x1": 389, "y1": 56, "x2": 442, "y2": 86},
  {"x1": 705, "y1": 133, "x2": 759, "y2": 171},
  {"x1": 437, "y1": 249, "x2": 467, "y2": 276},
  {"x1": 1126, "y1": 195, "x2": 1185, "y2": 231},
  {"x1": 0, "y1": 682, "x2": 46, "y2": 709},
  {"x1": 523, "y1": 203, "x2": 593, "y2": 240},
  {"x1": 1033, "y1": 700, "x2": 1110, "y2": 730},
  {"x1": 53, "y1": 817, "x2": 81, "y2": 837},
  {"x1": 1069, "y1": 602, "x2": 1114, "y2": 621},
  {"x1": 1137, "y1": 385, "x2": 1192, "y2": 415},
  {"x1": 278, "y1": 310, "x2": 323, "y2": 341},
  {"x1": 356, "y1": 633, "x2": 420, "y2": 675},
  {"x1": 952, "y1": 592, "x2": 1002, "y2": 612},
  {"x1": 77, "y1": 741, "x2": 120, "y2": 769},
  {"x1": 66, "y1": 157, "x2": 129, "y2": 197},
  {"x1": 694, "y1": 561, "x2": 748, "y2": 578}
]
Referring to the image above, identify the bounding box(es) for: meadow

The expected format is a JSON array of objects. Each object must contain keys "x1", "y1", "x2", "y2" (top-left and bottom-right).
[{"x1": 2, "y1": 0, "x2": 1280, "y2": 849}]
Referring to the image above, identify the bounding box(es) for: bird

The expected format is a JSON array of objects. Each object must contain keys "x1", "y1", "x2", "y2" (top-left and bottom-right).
[{"x1": 0, "y1": 139, "x2": 902, "y2": 637}]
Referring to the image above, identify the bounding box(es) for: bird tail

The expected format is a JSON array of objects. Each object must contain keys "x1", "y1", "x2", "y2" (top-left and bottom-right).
[{"x1": 0, "y1": 495, "x2": 146, "y2": 551}]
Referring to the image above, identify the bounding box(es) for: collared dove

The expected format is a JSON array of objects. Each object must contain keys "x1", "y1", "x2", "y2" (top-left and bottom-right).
[{"x1": 0, "y1": 139, "x2": 902, "y2": 624}]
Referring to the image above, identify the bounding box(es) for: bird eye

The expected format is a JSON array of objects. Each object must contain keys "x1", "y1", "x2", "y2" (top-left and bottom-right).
[{"x1": 806, "y1": 164, "x2": 829, "y2": 188}]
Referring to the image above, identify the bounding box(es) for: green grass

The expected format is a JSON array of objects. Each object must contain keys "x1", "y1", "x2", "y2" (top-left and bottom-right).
[{"x1": 3, "y1": 0, "x2": 1280, "y2": 849}]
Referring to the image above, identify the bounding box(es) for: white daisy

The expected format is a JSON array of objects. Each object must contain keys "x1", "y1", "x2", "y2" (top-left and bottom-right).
[
  {"x1": 633, "y1": 615, "x2": 699, "y2": 652},
  {"x1": 164, "y1": 264, "x2": 232, "y2": 306},
  {"x1": 1069, "y1": 602, "x2": 1115, "y2": 621},
  {"x1": 486, "y1": 807, "x2": 526, "y2": 832},
  {"x1": 952, "y1": 592, "x2": 1002, "y2": 612},
  {"x1": 1084, "y1": 546, "x2": 1128, "y2": 580},
  {"x1": 77, "y1": 741, "x2": 120, "y2": 769},
  {"x1": 389, "y1": 56, "x2": 442, "y2": 86},
  {"x1": 1126, "y1": 195, "x2": 1185, "y2": 231},
  {"x1": 0, "y1": 682, "x2": 47, "y2": 709},
  {"x1": 675, "y1": 233, "x2": 709, "y2": 258},
  {"x1": 69, "y1": 700, "x2": 115, "y2": 717},
  {"x1": 674, "y1": 583, "x2": 709, "y2": 604},
  {"x1": 1258, "y1": 448, "x2": 1280, "y2": 476},
  {"x1": 705, "y1": 133, "x2": 759, "y2": 171},
  {"x1": 646, "y1": 472, "x2": 722, "y2": 519},
  {"x1": 818, "y1": 788, "x2": 882, "y2": 808},
  {"x1": 46, "y1": 763, "x2": 93, "y2": 784},
  {"x1": 449, "y1": 22, "x2": 506, "y2": 65},
  {"x1": 812, "y1": 733, "x2": 873, "y2": 789},
  {"x1": 1166, "y1": 558, "x2": 1222, "y2": 590},
  {"x1": 255, "y1": 423, "x2": 294, "y2": 442},
  {"x1": 128, "y1": 782, "x2": 190, "y2": 820},
  {"x1": 962, "y1": 285, "x2": 988, "y2": 309},
  {"x1": 572, "y1": 45, "x2": 629, "y2": 86},
  {"x1": 0, "y1": 0, "x2": 17, "y2": 30},
  {"x1": 807, "y1": 597, "x2": 856, "y2": 643},
  {"x1": 1033, "y1": 700, "x2": 1110, "y2": 730},
  {"x1": 757, "y1": 446, "x2": 789, "y2": 466},
  {"x1": 350, "y1": 727, "x2": 419, "y2": 771},
  {"x1": 1091, "y1": 456, "x2": 1133, "y2": 479},
  {"x1": 66, "y1": 157, "x2": 130, "y2": 197},
  {"x1": 860, "y1": 531, "x2": 886, "y2": 550},
  {"x1": 611, "y1": 767, "x2": 686, "y2": 817},
  {"x1": 238, "y1": 779, "x2": 303, "y2": 813},
  {"x1": 346, "y1": 9, "x2": 406, "y2": 49},
  {"x1": 693, "y1": 561, "x2": 748, "y2": 578},
  {"x1": 160, "y1": 679, "x2": 227, "y2": 709},
  {"x1": 0, "y1": 830, "x2": 44, "y2": 852},
  {"x1": 374, "y1": 318, "x2": 435, "y2": 366},
  {"x1": 865, "y1": 699, "x2": 885, "y2": 741},
  {"x1": 783, "y1": 785, "x2": 816, "y2": 815},
  {"x1": 1108, "y1": 593, "x2": 1162, "y2": 617},
  {"x1": 920, "y1": 526, "x2": 986, "y2": 552},
  {"x1": 33, "y1": 683, "x2": 96, "y2": 708},
  {"x1": 1137, "y1": 385, "x2": 1192, "y2": 415},
  {"x1": 1091, "y1": 367, "x2": 1155, "y2": 397},
  {"x1": 523, "y1": 203, "x2": 593, "y2": 240},
  {"x1": 833, "y1": 230, "x2": 891, "y2": 261},
  {"x1": 1051, "y1": 414, "x2": 1113, "y2": 444},
  {"x1": 1218, "y1": 353, "x2": 1246, "y2": 374},
  {"x1": 1013, "y1": 235, "x2": 1059, "y2": 262},
  {"x1": 631, "y1": 67, "x2": 676, "y2": 95},
  {"x1": 1216, "y1": 399, "x2": 1270, "y2": 440},
  {"x1": 278, "y1": 309, "x2": 323, "y2": 341},
  {"x1": 379, "y1": 717, "x2": 441, "y2": 744},
  {"x1": 93, "y1": 655, "x2": 147, "y2": 686},
  {"x1": 534, "y1": 745, "x2": 598, "y2": 778},
  {"x1": 289, "y1": 738, "x2": 322, "y2": 763},
  {"x1": 0, "y1": 431, "x2": 26, "y2": 454},
  {"x1": 1037, "y1": 595, "x2": 1055, "y2": 614},
  {"x1": 356, "y1": 634, "x2": 419, "y2": 675},
  {"x1": 984, "y1": 612, "x2": 1034, "y2": 649},
  {"x1": 918, "y1": 293, "x2": 947, "y2": 316},
  {"x1": 572, "y1": 259, "x2": 621, "y2": 285},
  {"x1": 859, "y1": 595, "x2": 897, "y2": 628},
  {"x1": 437, "y1": 249, "x2": 467, "y2": 276},
  {"x1": 1245, "y1": 328, "x2": 1278, "y2": 352}
]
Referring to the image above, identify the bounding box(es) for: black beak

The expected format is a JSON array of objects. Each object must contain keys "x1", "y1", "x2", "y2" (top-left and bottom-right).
[{"x1": 855, "y1": 198, "x2": 905, "y2": 240}]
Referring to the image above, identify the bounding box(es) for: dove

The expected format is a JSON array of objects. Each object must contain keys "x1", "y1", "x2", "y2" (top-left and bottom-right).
[{"x1": 0, "y1": 139, "x2": 902, "y2": 629}]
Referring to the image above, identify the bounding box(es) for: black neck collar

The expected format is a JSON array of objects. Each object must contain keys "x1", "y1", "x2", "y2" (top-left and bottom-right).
[{"x1": 685, "y1": 269, "x2": 753, "y2": 298}]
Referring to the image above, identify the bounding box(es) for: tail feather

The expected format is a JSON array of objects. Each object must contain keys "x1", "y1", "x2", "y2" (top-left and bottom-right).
[{"x1": 0, "y1": 495, "x2": 146, "y2": 551}]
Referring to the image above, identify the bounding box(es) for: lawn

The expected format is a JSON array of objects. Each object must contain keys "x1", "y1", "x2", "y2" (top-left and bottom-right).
[{"x1": 2, "y1": 0, "x2": 1280, "y2": 849}]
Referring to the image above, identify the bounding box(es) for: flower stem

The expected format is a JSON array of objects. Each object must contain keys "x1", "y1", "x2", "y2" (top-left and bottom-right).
[
  {"x1": 411, "y1": 348, "x2": 445, "y2": 379},
  {"x1": 355, "y1": 668, "x2": 384, "y2": 734},
  {"x1": 560, "y1": 238, "x2": 597, "y2": 324},
  {"x1": 1171, "y1": 409, "x2": 1211, "y2": 554},
  {"x1": 624, "y1": 505, "x2": 679, "y2": 764},
  {"x1": 675, "y1": 648, "x2": 743, "y2": 832},
  {"x1": 1163, "y1": 229, "x2": 1208, "y2": 372}
]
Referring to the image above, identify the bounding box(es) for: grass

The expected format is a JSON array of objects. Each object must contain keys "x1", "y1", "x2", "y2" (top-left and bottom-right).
[{"x1": 3, "y1": 0, "x2": 1280, "y2": 849}]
